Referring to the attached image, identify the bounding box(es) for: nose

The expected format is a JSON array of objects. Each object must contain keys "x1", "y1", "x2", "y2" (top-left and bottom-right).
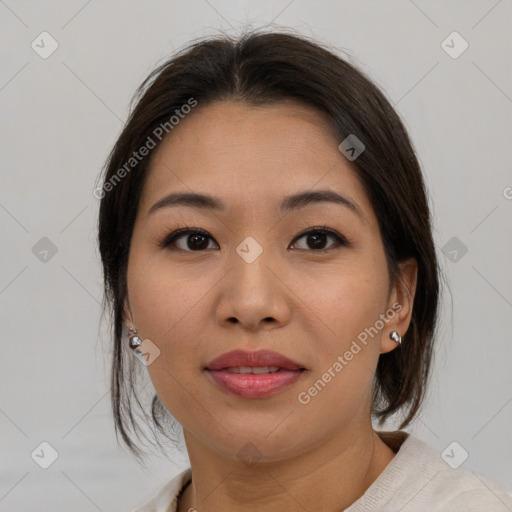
[{"x1": 216, "y1": 245, "x2": 293, "y2": 333}]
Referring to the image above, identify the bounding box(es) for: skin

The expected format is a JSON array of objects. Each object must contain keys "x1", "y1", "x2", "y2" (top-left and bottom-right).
[{"x1": 124, "y1": 100, "x2": 418, "y2": 512}]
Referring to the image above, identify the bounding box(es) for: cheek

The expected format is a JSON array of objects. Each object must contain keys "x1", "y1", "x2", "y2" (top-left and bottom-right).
[
  {"x1": 127, "y1": 263, "x2": 211, "y2": 419},
  {"x1": 126, "y1": 251, "x2": 209, "y2": 362},
  {"x1": 301, "y1": 274, "x2": 386, "y2": 415},
  {"x1": 303, "y1": 269, "x2": 388, "y2": 411},
  {"x1": 316, "y1": 263, "x2": 389, "y2": 347}
]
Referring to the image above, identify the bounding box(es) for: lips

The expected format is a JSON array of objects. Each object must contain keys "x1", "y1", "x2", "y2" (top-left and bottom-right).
[
  {"x1": 204, "y1": 350, "x2": 307, "y2": 399},
  {"x1": 205, "y1": 349, "x2": 305, "y2": 371}
]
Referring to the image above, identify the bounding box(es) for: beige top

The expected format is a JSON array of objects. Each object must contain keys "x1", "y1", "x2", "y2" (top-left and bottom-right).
[{"x1": 132, "y1": 430, "x2": 512, "y2": 511}]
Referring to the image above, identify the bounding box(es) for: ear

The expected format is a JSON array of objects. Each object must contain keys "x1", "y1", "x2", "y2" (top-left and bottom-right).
[{"x1": 380, "y1": 257, "x2": 418, "y2": 354}]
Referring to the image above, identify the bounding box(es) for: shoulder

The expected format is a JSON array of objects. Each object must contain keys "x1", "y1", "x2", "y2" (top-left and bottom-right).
[
  {"x1": 131, "y1": 467, "x2": 192, "y2": 512},
  {"x1": 386, "y1": 433, "x2": 512, "y2": 511},
  {"x1": 421, "y1": 462, "x2": 512, "y2": 511},
  {"x1": 347, "y1": 431, "x2": 512, "y2": 512}
]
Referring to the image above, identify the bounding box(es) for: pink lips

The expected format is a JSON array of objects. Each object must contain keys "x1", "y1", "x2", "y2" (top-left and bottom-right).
[{"x1": 205, "y1": 349, "x2": 307, "y2": 399}]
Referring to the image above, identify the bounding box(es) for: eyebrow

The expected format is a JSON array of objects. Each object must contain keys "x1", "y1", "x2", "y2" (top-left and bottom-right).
[{"x1": 147, "y1": 189, "x2": 366, "y2": 223}]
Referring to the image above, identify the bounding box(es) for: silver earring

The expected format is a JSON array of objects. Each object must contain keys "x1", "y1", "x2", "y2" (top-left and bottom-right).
[
  {"x1": 128, "y1": 327, "x2": 142, "y2": 349},
  {"x1": 390, "y1": 331, "x2": 402, "y2": 345}
]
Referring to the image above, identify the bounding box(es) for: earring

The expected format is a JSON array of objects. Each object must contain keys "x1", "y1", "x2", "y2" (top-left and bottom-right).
[
  {"x1": 390, "y1": 331, "x2": 402, "y2": 345},
  {"x1": 128, "y1": 327, "x2": 142, "y2": 349}
]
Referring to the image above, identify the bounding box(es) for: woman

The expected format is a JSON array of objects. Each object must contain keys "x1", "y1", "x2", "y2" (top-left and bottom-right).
[{"x1": 96, "y1": 30, "x2": 512, "y2": 511}]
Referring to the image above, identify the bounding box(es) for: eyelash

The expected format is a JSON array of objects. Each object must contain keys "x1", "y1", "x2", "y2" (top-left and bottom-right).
[{"x1": 158, "y1": 225, "x2": 350, "y2": 253}]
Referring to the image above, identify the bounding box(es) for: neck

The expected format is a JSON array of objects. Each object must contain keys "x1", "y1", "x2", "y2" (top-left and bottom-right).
[{"x1": 178, "y1": 426, "x2": 396, "y2": 512}]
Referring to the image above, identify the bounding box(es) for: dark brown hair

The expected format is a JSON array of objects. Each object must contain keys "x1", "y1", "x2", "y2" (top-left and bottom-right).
[{"x1": 96, "y1": 29, "x2": 441, "y2": 463}]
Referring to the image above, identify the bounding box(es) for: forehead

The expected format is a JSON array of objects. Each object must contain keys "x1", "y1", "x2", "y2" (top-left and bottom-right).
[{"x1": 139, "y1": 101, "x2": 373, "y2": 221}]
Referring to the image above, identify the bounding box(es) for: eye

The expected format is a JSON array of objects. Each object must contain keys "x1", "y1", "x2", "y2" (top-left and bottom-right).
[
  {"x1": 290, "y1": 225, "x2": 348, "y2": 252},
  {"x1": 159, "y1": 225, "x2": 349, "y2": 252},
  {"x1": 159, "y1": 227, "x2": 218, "y2": 251}
]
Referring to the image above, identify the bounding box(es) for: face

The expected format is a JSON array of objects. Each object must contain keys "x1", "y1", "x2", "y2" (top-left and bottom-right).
[{"x1": 125, "y1": 100, "x2": 417, "y2": 463}]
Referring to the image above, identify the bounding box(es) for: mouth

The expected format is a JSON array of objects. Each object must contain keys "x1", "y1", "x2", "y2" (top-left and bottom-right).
[
  {"x1": 218, "y1": 366, "x2": 289, "y2": 374},
  {"x1": 204, "y1": 350, "x2": 307, "y2": 398}
]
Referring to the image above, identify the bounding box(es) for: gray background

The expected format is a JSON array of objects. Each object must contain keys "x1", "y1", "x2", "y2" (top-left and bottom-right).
[{"x1": 1, "y1": 0, "x2": 511, "y2": 510}]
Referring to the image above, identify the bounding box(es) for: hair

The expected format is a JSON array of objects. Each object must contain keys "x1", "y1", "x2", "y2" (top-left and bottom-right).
[{"x1": 96, "y1": 28, "x2": 442, "y2": 463}]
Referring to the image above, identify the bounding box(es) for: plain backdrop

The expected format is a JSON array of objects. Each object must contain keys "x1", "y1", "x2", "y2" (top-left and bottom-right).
[{"x1": 1, "y1": 1, "x2": 511, "y2": 510}]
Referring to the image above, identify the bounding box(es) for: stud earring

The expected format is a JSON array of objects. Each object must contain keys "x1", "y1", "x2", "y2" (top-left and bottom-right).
[
  {"x1": 390, "y1": 331, "x2": 402, "y2": 345},
  {"x1": 128, "y1": 327, "x2": 142, "y2": 350}
]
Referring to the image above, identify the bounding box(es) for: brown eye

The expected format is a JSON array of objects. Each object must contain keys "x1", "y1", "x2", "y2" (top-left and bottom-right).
[
  {"x1": 160, "y1": 228, "x2": 218, "y2": 251},
  {"x1": 291, "y1": 227, "x2": 347, "y2": 252},
  {"x1": 160, "y1": 226, "x2": 348, "y2": 253}
]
